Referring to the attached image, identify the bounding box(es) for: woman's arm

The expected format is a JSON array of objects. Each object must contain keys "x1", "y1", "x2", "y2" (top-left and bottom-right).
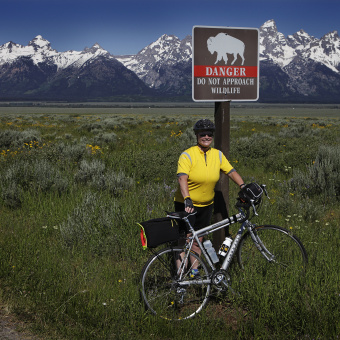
[
  {"x1": 178, "y1": 174, "x2": 190, "y2": 198},
  {"x1": 178, "y1": 175, "x2": 195, "y2": 213},
  {"x1": 228, "y1": 170, "x2": 245, "y2": 189}
]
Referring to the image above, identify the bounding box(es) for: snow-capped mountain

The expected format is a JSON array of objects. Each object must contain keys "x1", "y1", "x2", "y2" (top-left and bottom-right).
[
  {"x1": 0, "y1": 35, "x2": 109, "y2": 68},
  {"x1": 260, "y1": 20, "x2": 297, "y2": 67},
  {"x1": 0, "y1": 20, "x2": 340, "y2": 102},
  {"x1": 258, "y1": 19, "x2": 340, "y2": 101},
  {"x1": 260, "y1": 20, "x2": 340, "y2": 73},
  {"x1": 0, "y1": 36, "x2": 154, "y2": 100},
  {"x1": 116, "y1": 34, "x2": 191, "y2": 91}
]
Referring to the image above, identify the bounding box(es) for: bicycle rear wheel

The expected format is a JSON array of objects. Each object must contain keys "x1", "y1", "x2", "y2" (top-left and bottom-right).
[
  {"x1": 237, "y1": 225, "x2": 308, "y2": 276},
  {"x1": 140, "y1": 246, "x2": 211, "y2": 320}
]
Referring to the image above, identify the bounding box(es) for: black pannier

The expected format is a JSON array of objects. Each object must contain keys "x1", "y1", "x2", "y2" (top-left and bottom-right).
[{"x1": 138, "y1": 217, "x2": 180, "y2": 249}]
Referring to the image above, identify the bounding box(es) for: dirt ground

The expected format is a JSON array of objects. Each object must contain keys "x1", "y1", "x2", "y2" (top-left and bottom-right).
[{"x1": 0, "y1": 308, "x2": 38, "y2": 340}]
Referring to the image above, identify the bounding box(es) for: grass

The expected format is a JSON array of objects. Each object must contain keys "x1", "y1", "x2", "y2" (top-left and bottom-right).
[{"x1": 0, "y1": 105, "x2": 339, "y2": 339}]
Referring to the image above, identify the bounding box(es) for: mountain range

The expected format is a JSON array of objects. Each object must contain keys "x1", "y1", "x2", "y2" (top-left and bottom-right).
[{"x1": 0, "y1": 19, "x2": 339, "y2": 103}]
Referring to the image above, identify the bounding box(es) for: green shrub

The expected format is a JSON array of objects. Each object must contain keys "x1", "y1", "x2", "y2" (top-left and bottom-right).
[
  {"x1": 178, "y1": 127, "x2": 196, "y2": 148},
  {"x1": 75, "y1": 159, "x2": 106, "y2": 183},
  {"x1": 114, "y1": 148, "x2": 180, "y2": 184},
  {"x1": 90, "y1": 169, "x2": 134, "y2": 196},
  {"x1": 79, "y1": 121, "x2": 104, "y2": 132},
  {"x1": 278, "y1": 124, "x2": 320, "y2": 139},
  {"x1": 60, "y1": 192, "x2": 124, "y2": 256},
  {"x1": 0, "y1": 129, "x2": 41, "y2": 148},
  {"x1": 289, "y1": 144, "x2": 340, "y2": 200},
  {"x1": 44, "y1": 142, "x2": 87, "y2": 164},
  {"x1": 232, "y1": 133, "x2": 277, "y2": 165},
  {"x1": 93, "y1": 132, "x2": 117, "y2": 146},
  {"x1": 1, "y1": 158, "x2": 69, "y2": 197},
  {"x1": 102, "y1": 117, "x2": 119, "y2": 129},
  {"x1": 1, "y1": 181, "x2": 23, "y2": 208}
]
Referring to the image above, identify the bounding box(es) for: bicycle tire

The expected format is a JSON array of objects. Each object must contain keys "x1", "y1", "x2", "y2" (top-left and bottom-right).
[
  {"x1": 237, "y1": 225, "x2": 308, "y2": 276},
  {"x1": 140, "y1": 246, "x2": 211, "y2": 320}
]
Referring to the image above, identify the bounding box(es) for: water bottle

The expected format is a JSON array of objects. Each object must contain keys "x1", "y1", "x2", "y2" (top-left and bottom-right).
[
  {"x1": 218, "y1": 237, "x2": 233, "y2": 257},
  {"x1": 203, "y1": 240, "x2": 219, "y2": 263}
]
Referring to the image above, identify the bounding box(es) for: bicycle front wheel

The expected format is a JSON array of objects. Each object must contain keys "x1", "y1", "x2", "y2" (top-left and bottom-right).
[
  {"x1": 237, "y1": 225, "x2": 308, "y2": 276},
  {"x1": 140, "y1": 246, "x2": 211, "y2": 320}
]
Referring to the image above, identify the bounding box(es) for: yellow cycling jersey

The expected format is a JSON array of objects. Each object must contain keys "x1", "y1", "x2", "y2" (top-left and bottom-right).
[{"x1": 174, "y1": 145, "x2": 234, "y2": 207}]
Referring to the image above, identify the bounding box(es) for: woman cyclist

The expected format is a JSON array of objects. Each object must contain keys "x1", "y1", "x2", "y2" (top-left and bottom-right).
[{"x1": 174, "y1": 119, "x2": 245, "y2": 278}]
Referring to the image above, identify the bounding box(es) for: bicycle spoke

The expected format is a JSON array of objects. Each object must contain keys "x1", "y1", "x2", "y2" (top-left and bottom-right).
[
  {"x1": 237, "y1": 225, "x2": 307, "y2": 277},
  {"x1": 141, "y1": 247, "x2": 211, "y2": 320}
]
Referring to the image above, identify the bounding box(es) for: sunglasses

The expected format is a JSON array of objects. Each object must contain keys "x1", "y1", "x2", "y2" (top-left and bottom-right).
[{"x1": 198, "y1": 132, "x2": 214, "y2": 137}]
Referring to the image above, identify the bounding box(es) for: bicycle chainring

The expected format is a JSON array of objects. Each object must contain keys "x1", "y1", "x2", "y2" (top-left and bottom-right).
[{"x1": 211, "y1": 269, "x2": 231, "y2": 292}]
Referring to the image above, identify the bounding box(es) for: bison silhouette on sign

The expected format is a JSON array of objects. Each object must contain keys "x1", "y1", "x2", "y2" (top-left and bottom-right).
[{"x1": 207, "y1": 33, "x2": 245, "y2": 65}]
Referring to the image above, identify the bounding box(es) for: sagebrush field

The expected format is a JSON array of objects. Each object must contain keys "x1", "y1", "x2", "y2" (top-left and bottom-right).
[{"x1": 0, "y1": 104, "x2": 339, "y2": 339}]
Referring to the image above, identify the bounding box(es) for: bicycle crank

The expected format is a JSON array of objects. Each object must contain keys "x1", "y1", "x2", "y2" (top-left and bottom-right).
[{"x1": 211, "y1": 270, "x2": 232, "y2": 292}]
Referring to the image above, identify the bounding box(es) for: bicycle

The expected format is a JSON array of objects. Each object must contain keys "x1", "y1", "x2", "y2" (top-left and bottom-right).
[{"x1": 140, "y1": 183, "x2": 308, "y2": 321}]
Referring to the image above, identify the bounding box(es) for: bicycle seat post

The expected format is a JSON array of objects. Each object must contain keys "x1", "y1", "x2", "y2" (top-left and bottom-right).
[{"x1": 183, "y1": 216, "x2": 195, "y2": 234}]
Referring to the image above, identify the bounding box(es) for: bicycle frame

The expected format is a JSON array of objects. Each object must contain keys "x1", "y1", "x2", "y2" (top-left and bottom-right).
[
  {"x1": 178, "y1": 213, "x2": 292, "y2": 279},
  {"x1": 172, "y1": 209, "x2": 250, "y2": 279},
  {"x1": 166, "y1": 184, "x2": 275, "y2": 285}
]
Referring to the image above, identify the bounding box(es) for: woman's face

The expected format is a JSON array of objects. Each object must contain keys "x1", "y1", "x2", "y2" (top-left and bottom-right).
[{"x1": 197, "y1": 130, "x2": 213, "y2": 149}]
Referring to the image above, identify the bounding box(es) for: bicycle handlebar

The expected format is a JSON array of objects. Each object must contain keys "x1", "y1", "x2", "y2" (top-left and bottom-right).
[
  {"x1": 261, "y1": 184, "x2": 270, "y2": 199},
  {"x1": 236, "y1": 183, "x2": 269, "y2": 218}
]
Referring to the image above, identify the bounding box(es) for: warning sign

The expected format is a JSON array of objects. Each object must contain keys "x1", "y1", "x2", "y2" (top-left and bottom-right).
[{"x1": 192, "y1": 26, "x2": 259, "y2": 101}]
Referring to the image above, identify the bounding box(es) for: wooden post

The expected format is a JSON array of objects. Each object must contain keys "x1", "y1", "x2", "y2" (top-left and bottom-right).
[{"x1": 213, "y1": 101, "x2": 231, "y2": 250}]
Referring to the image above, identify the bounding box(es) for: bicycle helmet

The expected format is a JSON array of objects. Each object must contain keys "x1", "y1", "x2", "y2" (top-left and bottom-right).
[{"x1": 193, "y1": 119, "x2": 215, "y2": 133}]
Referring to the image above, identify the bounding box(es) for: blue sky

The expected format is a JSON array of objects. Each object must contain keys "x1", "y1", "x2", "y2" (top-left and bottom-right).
[{"x1": 1, "y1": 0, "x2": 339, "y2": 55}]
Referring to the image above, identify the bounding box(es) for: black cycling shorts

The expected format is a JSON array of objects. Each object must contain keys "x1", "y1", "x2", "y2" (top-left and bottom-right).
[{"x1": 174, "y1": 201, "x2": 213, "y2": 231}]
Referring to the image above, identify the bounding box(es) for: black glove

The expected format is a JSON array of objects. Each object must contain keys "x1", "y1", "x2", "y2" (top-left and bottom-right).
[{"x1": 184, "y1": 197, "x2": 194, "y2": 210}]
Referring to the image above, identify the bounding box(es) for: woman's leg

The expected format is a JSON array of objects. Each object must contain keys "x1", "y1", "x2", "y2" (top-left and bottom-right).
[{"x1": 174, "y1": 202, "x2": 214, "y2": 270}]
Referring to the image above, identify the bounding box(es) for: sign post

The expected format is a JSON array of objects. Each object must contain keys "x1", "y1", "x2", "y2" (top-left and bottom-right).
[
  {"x1": 192, "y1": 26, "x2": 259, "y2": 248},
  {"x1": 213, "y1": 101, "x2": 231, "y2": 246}
]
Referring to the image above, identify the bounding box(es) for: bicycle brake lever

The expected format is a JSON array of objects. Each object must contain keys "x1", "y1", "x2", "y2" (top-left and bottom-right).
[
  {"x1": 261, "y1": 184, "x2": 270, "y2": 199},
  {"x1": 250, "y1": 199, "x2": 258, "y2": 216}
]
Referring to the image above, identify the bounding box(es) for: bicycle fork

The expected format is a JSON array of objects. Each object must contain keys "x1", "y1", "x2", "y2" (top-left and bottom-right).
[{"x1": 248, "y1": 226, "x2": 277, "y2": 263}]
